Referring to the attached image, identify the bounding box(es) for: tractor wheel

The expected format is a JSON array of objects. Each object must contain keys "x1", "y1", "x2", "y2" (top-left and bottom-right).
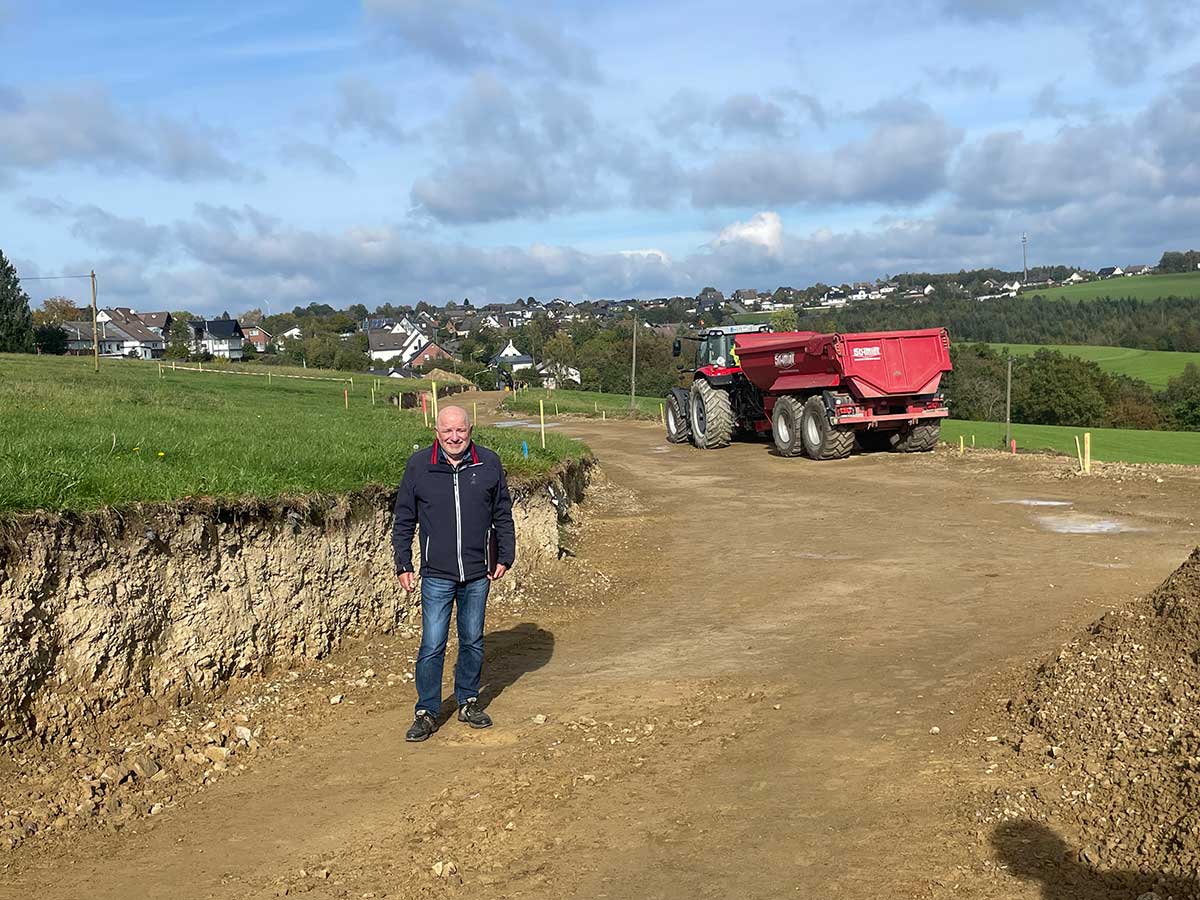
[
  {"x1": 856, "y1": 429, "x2": 896, "y2": 453},
  {"x1": 800, "y1": 395, "x2": 854, "y2": 460},
  {"x1": 892, "y1": 421, "x2": 941, "y2": 453},
  {"x1": 665, "y1": 392, "x2": 690, "y2": 444},
  {"x1": 689, "y1": 379, "x2": 734, "y2": 449},
  {"x1": 770, "y1": 396, "x2": 805, "y2": 457}
]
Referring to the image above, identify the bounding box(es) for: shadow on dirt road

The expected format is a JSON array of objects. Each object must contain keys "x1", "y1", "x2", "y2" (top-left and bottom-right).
[
  {"x1": 992, "y1": 820, "x2": 1198, "y2": 900},
  {"x1": 480, "y1": 622, "x2": 555, "y2": 707}
]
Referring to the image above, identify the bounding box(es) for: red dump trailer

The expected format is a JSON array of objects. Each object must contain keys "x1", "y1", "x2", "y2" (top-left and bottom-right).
[{"x1": 665, "y1": 325, "x2": 952, "y2": 460}]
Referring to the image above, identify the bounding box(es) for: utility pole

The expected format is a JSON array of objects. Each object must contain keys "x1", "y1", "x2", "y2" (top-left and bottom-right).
[
  {"x1": 1005, "y1": 356, "x2": 1013, "y2": 448},
  {"x1": 1021, "y1": 232, "x2": 1028, "y2": 284},
  {"x1": 629, "y1": 310, "x2": 637, "y2": 409},
  {"x1": 90, "y1": 269, "x2": 99, "y2": 373}
]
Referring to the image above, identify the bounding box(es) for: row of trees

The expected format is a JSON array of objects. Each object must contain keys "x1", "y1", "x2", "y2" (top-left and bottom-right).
[
  {"x1": 944, "y1": 344, "x2": 1200, "y2": 432},
  {"x1": 820, "y1": 294, "x2": 1200, "y2": 353}
]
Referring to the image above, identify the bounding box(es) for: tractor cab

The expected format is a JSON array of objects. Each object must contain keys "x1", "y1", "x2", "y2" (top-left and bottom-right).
[{"x1": 673, "y1": 323, "x2": 772, "y2": 372}]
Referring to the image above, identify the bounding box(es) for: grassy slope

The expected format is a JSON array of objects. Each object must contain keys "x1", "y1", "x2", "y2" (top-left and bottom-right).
[
  {"x1": 985, "y1": 343, "x2": 1200, "y2": 390},
  {"x1": 1025, "y1": 271, "x2": 1200, "y2": 302},
  {"x1": 0, "y1": 354, "x2": 584, "y2": 512},
  {"x1": 940, "y1": 419, "x2": 1200, "y2": 465},
  {"x1": 503, "y1": 387, "x2": 664, "y2": 419}
]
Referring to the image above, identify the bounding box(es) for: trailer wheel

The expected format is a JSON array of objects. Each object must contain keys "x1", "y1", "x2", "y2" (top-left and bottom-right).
[
  {"x1": 856, "y1": 429, "x2": 896, "y2": 453},
  {"x1": 770, "y1": 396, "x2": 805, "y2": 457},
  {"x1": 800, "y1": 395, "x2": 854, "y2": 460},
  {"x1": 892, "y1": 421, "x2": 941, "y2": 453},
  {"x1": 689, "y1": 379, "x2": 734, "y2": 449},
  {"x1": 665, "y1": 392, "x2": 690, "y2": 444}
]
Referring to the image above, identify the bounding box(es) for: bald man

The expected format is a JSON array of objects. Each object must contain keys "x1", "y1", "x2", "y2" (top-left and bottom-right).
[{"x1": 391, "y1": 405, "x2": 516, "y2": 742}]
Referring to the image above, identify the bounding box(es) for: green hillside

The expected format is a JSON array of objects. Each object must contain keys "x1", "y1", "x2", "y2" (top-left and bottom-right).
[
  {"x1": 984, "y1": 343, "x2": 1200, "y2": 390},
  {"x1": 941, "y1": 419, "x2": 1199, "y2": 465},
  {"x1": 0, "y1": 354, "x2": 584, "y2": 512},
  {"x1": 1025, "y1": 272, "x2": 1200, "y2": 302}
]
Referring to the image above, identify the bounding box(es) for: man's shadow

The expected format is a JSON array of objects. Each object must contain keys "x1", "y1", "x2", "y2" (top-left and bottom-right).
[
  {"x1": 992, "y1": 820, "x2": 1197, "y2": 899},
  {"x1": 479, "y1": 622, "x2": 554, "y2": 706}
]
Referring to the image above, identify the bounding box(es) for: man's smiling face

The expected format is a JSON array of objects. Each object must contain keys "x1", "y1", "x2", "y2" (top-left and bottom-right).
[{"x1": 435, "y1": 407, "x2": 472, "y2": 458}]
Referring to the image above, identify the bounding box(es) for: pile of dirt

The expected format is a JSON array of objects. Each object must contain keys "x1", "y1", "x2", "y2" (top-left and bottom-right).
[
  {"x1": 426, "y1": 368, "x2": 472, "y2": 385},
  {"x1": 980, "y1": 547, "x2": 1200, "y2": 881}
]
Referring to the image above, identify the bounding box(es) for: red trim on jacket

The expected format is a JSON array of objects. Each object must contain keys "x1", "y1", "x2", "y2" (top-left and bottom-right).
[{"x1": 430, "y1": 441, "x2": 479, "y2": 466}]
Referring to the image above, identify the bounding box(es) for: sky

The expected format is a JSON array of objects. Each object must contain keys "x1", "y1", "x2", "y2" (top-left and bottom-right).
[{"x1": 3, "y1": 0, "x2": 1200, "y2": 315}]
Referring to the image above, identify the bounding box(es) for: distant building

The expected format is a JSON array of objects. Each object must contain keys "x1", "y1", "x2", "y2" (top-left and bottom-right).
[
  {"x1": 188, "y1": 319, "x2": 245, "y2": 360},
  {"x1": 489, "y1": 338, "x2": 534, "y2": 373},
  {"x1": 242, "y1": 325, "x2": 273, "y2": 352}
]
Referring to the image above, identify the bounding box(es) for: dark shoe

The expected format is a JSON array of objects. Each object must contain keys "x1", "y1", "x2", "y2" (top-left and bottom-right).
[
  {"x1": 457, "y1": 698, "x2": 492, "y2": 729},
  {"x1": 405, "y1": 711, "x2": 438, "y2": 742}
]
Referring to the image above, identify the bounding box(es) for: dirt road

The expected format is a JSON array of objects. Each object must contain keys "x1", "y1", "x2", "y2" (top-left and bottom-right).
[{"x1": 6, "y1": 410, "x2": 1200, "y2": 899}]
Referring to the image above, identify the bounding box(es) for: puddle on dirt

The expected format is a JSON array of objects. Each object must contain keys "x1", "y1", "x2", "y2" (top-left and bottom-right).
[
  {"x1": 1035, "y1": 513, "x2": 1145, "y2": 534},
  {"x1": 995, "y1": 499, "x2": 1073, "y2": 507},
  {"x1": 493, "y1": 420, "x2": 562, "y2": 429},
  {"x1": 1085, "y1": 561, "x2": 1132, "y2": 569},
  {"x1": 649, "y1": 446, "x2": 672, "y2": 453}
]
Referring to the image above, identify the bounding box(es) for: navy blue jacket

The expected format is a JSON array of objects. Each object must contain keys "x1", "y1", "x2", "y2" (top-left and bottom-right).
[{"x1": 391, "y1": 441, "x2": 516, "y2": 582}]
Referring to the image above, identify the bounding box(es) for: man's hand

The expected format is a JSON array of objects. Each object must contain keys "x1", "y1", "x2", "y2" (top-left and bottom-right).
[
  {"x1": 488, "y1": 564, "x2": 508, "y2": 581},
  {"x1": 399, "y1": 571, "x2": 416, "y2": 592}
]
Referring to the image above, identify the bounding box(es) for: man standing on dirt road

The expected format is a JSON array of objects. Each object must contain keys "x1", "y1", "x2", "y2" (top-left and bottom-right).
[{"x1": 392, "y1": 404, "x2": 516, "y2": 742}]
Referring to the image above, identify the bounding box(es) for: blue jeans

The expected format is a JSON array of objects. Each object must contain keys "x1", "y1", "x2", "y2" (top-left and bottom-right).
[{"x1": 415, "y1": 576, "x2": 490, "y2": 717}]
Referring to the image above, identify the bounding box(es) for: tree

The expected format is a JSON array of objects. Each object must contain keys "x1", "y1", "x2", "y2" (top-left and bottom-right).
[
  {"x1": 34, "y1": 324, "x2": 69, "y2": 354},
  {"x1": 769, "y1": 308, "x2": 799, "y2": 332},
  {"x1": 238, "y1": 307, "x2": 264, "y2": 326},
  {"x1": 1161, "y1": 363, "x2": 1200, "y2": 431},
  {"x1": 0, "y1": 250, "x2": 34, "y2": 352},
  {"x1": 34, "y1": 295, "x2": 82, "y2": 326},
  {"x1": 165, "y1": 319, "x2": 192, "y2": 359}
]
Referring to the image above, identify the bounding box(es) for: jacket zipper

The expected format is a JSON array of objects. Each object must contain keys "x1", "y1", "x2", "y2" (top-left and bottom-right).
[
  {"x1": 452, "y1": 468, "x2": 465, "y2": 580},
  {"x1": 424, "y1": 534, "x2": 430, "y2": 565}
]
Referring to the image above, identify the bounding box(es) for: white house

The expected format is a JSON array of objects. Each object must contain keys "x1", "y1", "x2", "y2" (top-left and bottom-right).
[
  {"x1": 490, "y1": 339, "x2": 534, "y2": 373},
  {"x1": 537, "y1": 361, "x2": 581, "y2": 390},
  {"x1": 279, "y1": 326, "x2": 303, "y2": 341},
  {"x1": 188, "y1": 319, "x2": 244, "y2": 359}
]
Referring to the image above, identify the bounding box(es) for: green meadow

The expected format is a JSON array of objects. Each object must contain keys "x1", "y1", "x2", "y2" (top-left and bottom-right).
[
  {"x1": 940, "y1": 419, "x2": 1199, "y2": 465},
  {"x1": 983, "y1": 343, "x2": 1200, "y2": 390},
  {"x1": 1025, "y1": 271, "x2": 1200, "y2": 302},
  {"x1": 502, "y1": 387, "x2": 663, "y2": 420},
  {"x1": 0, "y1": 354, "x2": 585, "y2": 513}
]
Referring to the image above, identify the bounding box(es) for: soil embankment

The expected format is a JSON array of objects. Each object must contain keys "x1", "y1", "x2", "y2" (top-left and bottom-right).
[{"x1": 0, "y1": 459, "x2": 591, "y2": 750}]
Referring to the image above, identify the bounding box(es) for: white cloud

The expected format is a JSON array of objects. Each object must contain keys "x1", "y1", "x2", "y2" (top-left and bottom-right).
[{"x1": 711, "y1": 212, "x2": 784, "y2": 255}]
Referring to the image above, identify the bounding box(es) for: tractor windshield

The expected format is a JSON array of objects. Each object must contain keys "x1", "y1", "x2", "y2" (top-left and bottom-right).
[{"x1": 698, "y1": 333, "x2": 734, "y2": 368}]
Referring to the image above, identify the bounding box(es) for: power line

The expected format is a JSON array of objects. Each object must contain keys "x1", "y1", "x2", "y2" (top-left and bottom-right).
[{"x1": 18, "y1": 274, "x2": 93, "y2": 281}]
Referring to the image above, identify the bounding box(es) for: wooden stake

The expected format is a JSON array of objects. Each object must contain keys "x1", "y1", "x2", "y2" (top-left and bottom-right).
[
  {"x1": 555, "y1": 402, "x2": 559, "y2": 416},
  {"x1": 1074, "y1": 435, "x2": 1084, "y2": 473},
  {"x1": 422, "y1": 394, "x2": 429, "y2": 428},
  {"x1": 268, "y1": 371, "x2": 272, "y2": 385},
  {"x1": 602, "y1": 410, "x2": 606, "y2": 421},
  {"x1": 959, "y1": 435, "x2": 964, "y2": 454},
  {"x1": 344, "y1": 388, "x2": 349, "y2": 409},
  {"x1": 659, "y1": 401, "x2": 665, "y2": 424},
  {"x1": 539, "y1": 399, "x2": 546, "y2": 449},
  {"x1": 971, "y1": 434, "x2": 975, "y2": 448},
  {"x1": 431, "y1": 381, "x2": 439, "y2": 421},
  {"x1": 472, "y1": 401, "x2": 478, "y2": 424},
  {"x1": 1084, "y1": 432, "x2": 1091, "y2": 474}
]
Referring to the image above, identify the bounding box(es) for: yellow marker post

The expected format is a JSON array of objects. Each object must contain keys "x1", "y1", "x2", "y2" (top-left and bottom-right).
[
  {"x1": 959, "y1": 435, "x2": 964, "y2": 454},
  {"x1": 660, "y1": 401, "x2": 665, "y2": 424},
  {"x1": 1074, "y1": 435, "x2": 1084, "y2": 473},
  {"x1": 602, "y1": 410, "x2": 606, "y2": 421},
  {"x1": 172, "y1": 360, "x2": 176, "y2": 371},
  {"x1": 539, "y1": 399, "x2": 546, "y2": 449},
  {"x1": 971, "y1": 434, "x2": 975, "y2": 448},
  {"x1": 1084, "y1": 432, "x2": 1092, "y2": 475},
  {"x1": 431, "y1": 381, "x2": 439, "y2": 421},
  {"x1": 472, "y1": 401, "x2": 478, "y2": 424},
  {"x1": 555, "y1": 402, "x2": 559, "y2": 415}
]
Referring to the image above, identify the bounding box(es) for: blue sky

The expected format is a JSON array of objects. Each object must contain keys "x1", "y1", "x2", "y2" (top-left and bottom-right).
[{"x1": 3, "y1": 0, "x2": 1199, "y2": 314}]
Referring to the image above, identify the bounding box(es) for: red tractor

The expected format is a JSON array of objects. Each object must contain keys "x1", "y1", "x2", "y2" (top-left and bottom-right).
[{"x1": 666, "y1": 324, "x2": 953, "y2": 459}]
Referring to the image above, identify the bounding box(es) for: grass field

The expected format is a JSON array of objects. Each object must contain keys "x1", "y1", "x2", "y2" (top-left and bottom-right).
[
  {"x1": 503, "y1": 387, "x2": 664, "y2": 420},
  {"x1": 941, "y1": 419, "x2": 1200, "y2": 465},
  {"x1": 1024, "y1": 271, "x2": 1200, "y2": 302},
  {"x1": 982, "y1": 343, "x2": 1200, "y2": 390},
  {"x1": 0, "y1": 354, "x2": 585, "y2": 512}
]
